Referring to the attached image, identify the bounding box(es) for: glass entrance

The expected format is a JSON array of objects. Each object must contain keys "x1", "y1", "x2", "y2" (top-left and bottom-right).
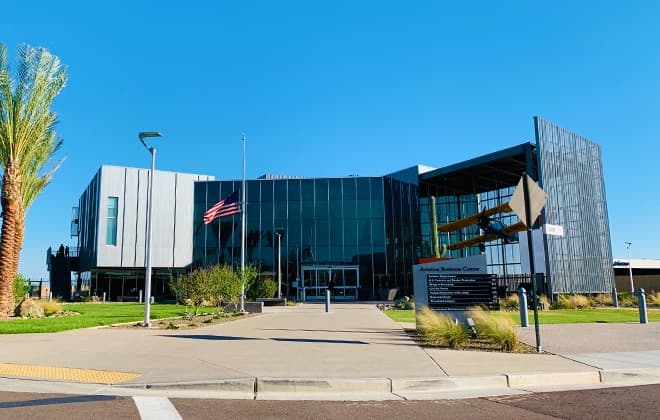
[{"x1": 300, "y1": 265, "x2": 359, "y2": 301}]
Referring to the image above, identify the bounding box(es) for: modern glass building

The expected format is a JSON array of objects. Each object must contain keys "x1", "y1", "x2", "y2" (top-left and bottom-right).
[{"x1": 54, "y1": 116, "x2": 615, "y2": 301}]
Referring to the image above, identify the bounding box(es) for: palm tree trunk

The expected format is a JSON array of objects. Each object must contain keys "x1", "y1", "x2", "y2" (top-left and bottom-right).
[
  {"x1": 12, "y1": 207, "x2": 26, "y2": 299},
  {"x1": 0, "y1": 162, "x2": 21, "y2": 317}
]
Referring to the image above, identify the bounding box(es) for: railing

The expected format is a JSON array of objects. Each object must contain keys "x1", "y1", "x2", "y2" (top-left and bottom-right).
[
  {"x1": 496, "y1": 274, "x2": 546, "y2": 296},
  {"x1": 48, "y1": 246, "x2": 80, "y2": 258}
]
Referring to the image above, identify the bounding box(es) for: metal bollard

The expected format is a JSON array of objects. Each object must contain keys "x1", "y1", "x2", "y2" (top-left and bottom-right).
[
  {"x1": 150, "y1": 296, "x2": 155, "y2": 304},
  {"x1": 139, "y1": 290, "x2": 143, "y2": 303},
  {"x1": 612, "y1": 287, "x2": 619, "y2": 308},
  {"x1": 637, "y1": 288, "x2": 648, "y2": 324},
  {"x1": 102, "y1": 292, "x2": 106, "y2": 303},
  {"x1": 325, "y1": 289, "x2": 330, "y2": 313},
  {"x1": 517, "y1": 287, "x2": 529, "y2": 327},
  {"x1": 49, "y1": 291, "x2": 52, "y2": 302}
]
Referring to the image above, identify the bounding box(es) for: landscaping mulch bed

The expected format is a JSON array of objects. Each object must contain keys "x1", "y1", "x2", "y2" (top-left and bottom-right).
[
  {"x1": 109, "y1": 312, "x2": 260, "y2": 330},
  {"x1": 401, "y1": 326, "x2": 539, "y2": 354},
  {"x1": 7, "y1": 310, "x2": 80, "y2": 320}
]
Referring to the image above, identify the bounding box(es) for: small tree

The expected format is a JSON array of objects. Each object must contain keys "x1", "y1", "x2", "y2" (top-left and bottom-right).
[
  {"x1": 169, "y1": 268, "x2": 214, "y2": 316},
  {"x1": 240, "y1": 264, "x2": 258, "y2": 301},
  {"x1": 248, "y1": 278, "x2": 278, "y2": 300},
  {"x1": 208, "y1": 265, "x2": 242, "y2": 306},
  {"x1": 13, "y1": 273, "x2": 31, "y2": 307}
]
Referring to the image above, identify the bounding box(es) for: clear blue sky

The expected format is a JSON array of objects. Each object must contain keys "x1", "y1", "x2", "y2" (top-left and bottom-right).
[{"x1": 4, "y1": 0, "x2": 659, "y2": 281}]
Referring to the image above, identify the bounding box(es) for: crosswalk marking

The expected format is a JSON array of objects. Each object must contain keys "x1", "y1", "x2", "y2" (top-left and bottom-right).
[{"x1": 132, "y1": 396, "x2": 183, "y2": 420}]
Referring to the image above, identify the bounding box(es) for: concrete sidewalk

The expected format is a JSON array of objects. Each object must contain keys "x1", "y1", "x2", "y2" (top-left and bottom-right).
[{"x1": 0, "y1": 303, "x2": 658, "y2": 400}]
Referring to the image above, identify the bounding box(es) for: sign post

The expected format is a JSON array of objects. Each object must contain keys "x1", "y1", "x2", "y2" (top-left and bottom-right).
[{"x1": 521, "y1": 173, "x2": 545, "y2": 353}]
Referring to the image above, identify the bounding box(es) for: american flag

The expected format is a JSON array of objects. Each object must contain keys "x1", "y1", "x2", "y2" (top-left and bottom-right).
[{"x1": 203, "y1": 189, "x2": 241, "y2": 224}]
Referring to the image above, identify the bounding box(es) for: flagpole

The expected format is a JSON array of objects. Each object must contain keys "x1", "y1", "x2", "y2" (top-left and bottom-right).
[{"x1": 240, "y1": 132, "x2": 247, "y2": 313}]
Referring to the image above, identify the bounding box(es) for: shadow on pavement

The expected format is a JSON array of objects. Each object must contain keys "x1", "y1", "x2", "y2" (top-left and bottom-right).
[
  {"x1": 159, "y1": 335, "x2": 368, "y2": 345},
  {"x1": 258, "y1": 328, "x2": 401, "y2": 334},
  {"x1": 159, "y1": 335, "x2": 264, "y2": 341},
  {"x1": 271, "y1": 338, "x2": 368, "y2": 345},
  {"x1": 0, "y1": 395, "x2": 117, "y2": 409}
]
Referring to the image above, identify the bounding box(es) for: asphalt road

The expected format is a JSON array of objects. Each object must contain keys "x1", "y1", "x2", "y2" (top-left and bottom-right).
[{"x1": 1, "y1": 384, "x2": 659, "y2": 420}]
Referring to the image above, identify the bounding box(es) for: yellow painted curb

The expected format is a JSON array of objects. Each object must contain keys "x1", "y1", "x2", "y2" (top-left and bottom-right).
[{"x1": 0, "y1": 363, "x2": 141, "y2": 385}]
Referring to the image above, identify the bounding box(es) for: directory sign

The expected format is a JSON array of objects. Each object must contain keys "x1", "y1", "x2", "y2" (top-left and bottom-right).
[{"x1": 426, "y1": 274, "x2": 498, "y2": 311}]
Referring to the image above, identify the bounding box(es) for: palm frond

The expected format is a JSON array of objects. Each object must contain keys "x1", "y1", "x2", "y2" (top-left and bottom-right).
[{"x1": 0, "y1": 43, "x2": 67, "y2": 210}]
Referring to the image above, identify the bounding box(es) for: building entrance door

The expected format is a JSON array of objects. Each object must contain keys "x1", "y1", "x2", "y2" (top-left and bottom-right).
[{"x1": 301, "y1": 265, "x2": 359, "y2": 301}]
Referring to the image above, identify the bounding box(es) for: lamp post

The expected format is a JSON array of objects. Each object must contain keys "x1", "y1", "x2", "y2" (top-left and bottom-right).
[
  {"x1": 139, "y1": 131, "x2": 163, "y2": 327},
  {"x1": 274, "y1": 230, "x2": 282, "y2": 298},
  {"x1": 625, "y1": 241, "x2": 634, "y2": 293}
]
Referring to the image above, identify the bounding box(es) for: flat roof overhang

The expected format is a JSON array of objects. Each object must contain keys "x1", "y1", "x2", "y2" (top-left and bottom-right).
[{"x1": 419, "y1": 142, "x2": 537, "y2": 195}]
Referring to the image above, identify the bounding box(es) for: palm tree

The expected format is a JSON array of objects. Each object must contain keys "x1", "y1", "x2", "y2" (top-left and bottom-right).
[
  {"x1": 0, "y1": 44, "x2": 67, "y2": 316},
  {"x1": 12, "y1": 140, "x2": 65, "y2": 290}
]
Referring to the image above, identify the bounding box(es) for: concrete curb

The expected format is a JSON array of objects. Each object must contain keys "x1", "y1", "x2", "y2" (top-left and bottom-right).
[
  {"x1": 506, "y1": 371, "x2": 601, "y2": 388},
  {"x1": 3, "y1": 369, "x2": 660, "y2": 400},
  {"x1": 257, "y1": 377, "x2": 391, "y2": 394},
  {"x1": 120, "y1": 378, "x2": 256, "y2": 393},
  {"x1": 391, "y1": 375, "x2": 508, "y2": 393},
  {"x1": 600, "y1": 368, "x2": 660, "y2": 385}
]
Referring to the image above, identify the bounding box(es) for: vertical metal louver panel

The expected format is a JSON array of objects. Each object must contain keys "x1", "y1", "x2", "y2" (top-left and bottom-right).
[{"x1": 534, "y1": 117, "x2": 614, "y2": 294}]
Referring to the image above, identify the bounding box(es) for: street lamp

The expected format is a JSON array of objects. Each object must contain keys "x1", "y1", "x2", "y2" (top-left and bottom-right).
[
  {"x1": 274, "y1": 229, "x2": 282, "y2": 298},
  {"x1": 625, "y1": 241, "x2": 634, "y2": 293},
  {"x1": 139, "y1": 131, "x2": 163, "y2": 327}
]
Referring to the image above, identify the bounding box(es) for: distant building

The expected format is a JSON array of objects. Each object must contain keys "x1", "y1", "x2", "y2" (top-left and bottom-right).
[{"x1": 613, "y1": 259, "x2": 660, "y2": 293}]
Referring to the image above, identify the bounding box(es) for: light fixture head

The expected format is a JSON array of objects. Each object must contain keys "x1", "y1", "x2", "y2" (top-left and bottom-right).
[
  {"x1": 139, "y1": 131, "x2": 163, "y2": 141},
  {"x1": 138, "y1": 132, "x2": 163, "y2": 149}
]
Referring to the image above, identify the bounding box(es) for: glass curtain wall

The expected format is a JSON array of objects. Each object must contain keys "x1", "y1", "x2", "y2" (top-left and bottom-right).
[
  {"x1": 419, "y1": 184, "x2": 523, "y2": 282},
  {"x1": 194, "y1": 176, "x2": 419, "y2": 298},
  {"x1": 419, "y1": 194, "x2": 480, "y2": 260},
  {"x1": 478, "y1": 186, "x2": 522, "y2": 277}
]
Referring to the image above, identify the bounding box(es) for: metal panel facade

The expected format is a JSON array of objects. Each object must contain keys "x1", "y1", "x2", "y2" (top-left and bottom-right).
[
  {"x1": 534, "y1": 117, "x2": 615, "y2": 294},
  {"x1": 79, "y1": 166, "x2": 213, "y2": 270},
  {"x1": 174, "y1": 173, "x2": 198, "y2": 267},
  {"x1": 76, "y1": 169, "x2": 101, "y2": 270}
]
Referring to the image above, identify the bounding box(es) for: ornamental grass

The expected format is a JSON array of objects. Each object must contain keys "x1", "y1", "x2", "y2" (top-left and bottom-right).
[
  {"x1": 468, "y1": 306, "x2": 519, "y2": 352},
  {"x1": 417, "y1": 306, "x2": 468, "y2": 349}
]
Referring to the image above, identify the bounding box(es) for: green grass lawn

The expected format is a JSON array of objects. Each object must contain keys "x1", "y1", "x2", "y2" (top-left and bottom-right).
[
  {"x1": 385, "y1": 307, "x2": 660, "y2": 325},
  {"x1": 0, "y1": 303, "x2": 187, "y2": 334}
]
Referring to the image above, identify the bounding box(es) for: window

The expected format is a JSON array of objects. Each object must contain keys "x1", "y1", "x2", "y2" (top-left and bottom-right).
[{"x1": 106, "y1": 197, "x2": 119, "y2": 246}]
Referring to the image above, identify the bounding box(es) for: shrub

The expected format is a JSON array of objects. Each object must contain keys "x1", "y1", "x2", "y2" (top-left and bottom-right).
[
  {"x1": 592, "y1": 293, "x2": 613, "y2": 307},
  {"x1": 39, "y1": 300, "x2": 63, "y2": 316},
  {"x1": 170, "y1": 269, "x2": 216, "y2": 316},
  {"x1": 171, "y1": 265, "x2": 245, "y2": 315},
  {"x1": 239, "y1": 264, "x2": 259, "y2": 300},
  {"x1": 647, "y1": 291, "x2": 660, "y2": 307},
  {"x1": 248, "y1": 278, "x2": 278, "y2": 300},
  {"x1": 468, "y1": 306, "x2": 519, "y2": 352},
  {"x1": 537, "y1": 294, "x2": 550, "y2": 311},
  {"x1": 394, "y1": 296, "x2": 415, "y2": 310},
  {"x1": 417, "y1": 306, "x2": 468, "y2": 349},
  {"x1": 617, "y1": 292, "x2": 637, "y2": 307},
  {"x1": 207, "y1": 265, "x2": 242, "y2": 305},
  {"x1": 13, "y1": 274, "x2": 32, "y2": 307},
  {"x1": 553, "y1": 294, "x2": 590, "y2": 310},
  {"x1": 499, "y1": 294, "x2": 519, "y2": 311}
]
